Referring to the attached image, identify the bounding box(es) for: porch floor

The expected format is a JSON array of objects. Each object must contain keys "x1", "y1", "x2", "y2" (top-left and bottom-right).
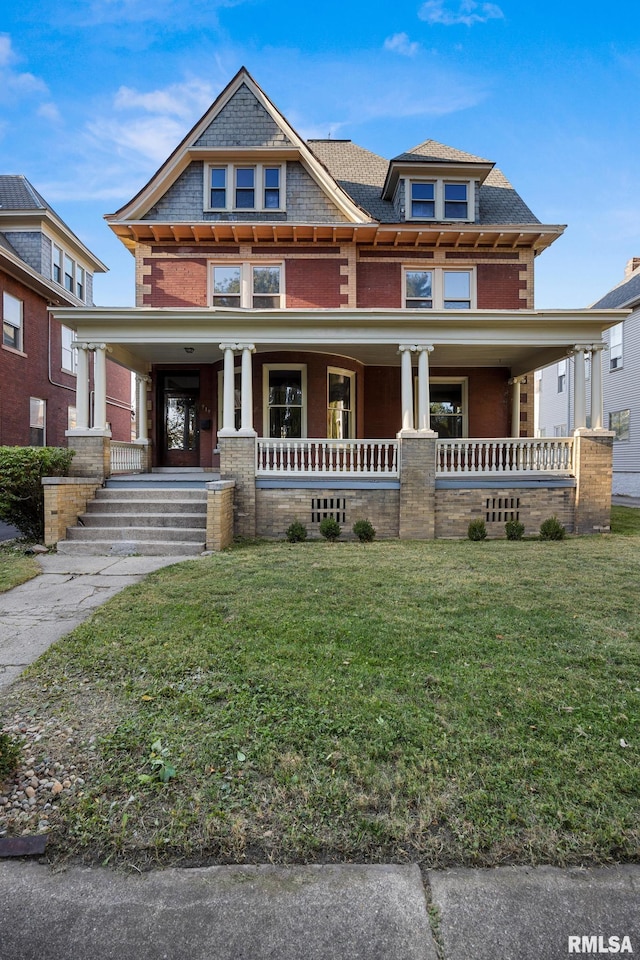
[{"x1": 107, "y1": 469, "x2": 219, "y2": 489}]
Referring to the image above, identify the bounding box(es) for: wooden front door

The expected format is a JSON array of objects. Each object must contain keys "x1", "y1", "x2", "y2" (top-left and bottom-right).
[{"x1": 159, "y1": 371, "x2": 200, "y2": 467}]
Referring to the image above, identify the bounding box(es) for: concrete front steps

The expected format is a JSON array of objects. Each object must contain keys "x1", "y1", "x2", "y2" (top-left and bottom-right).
[{"x1": 56, "y1": 483, "x2": 210, "y2": 557}]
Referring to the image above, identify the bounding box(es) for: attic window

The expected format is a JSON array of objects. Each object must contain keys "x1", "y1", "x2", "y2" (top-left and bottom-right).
[
  {"x1": 206, "y1": 163, "x2": 285, "y2": 213},
  {"x1": 406, "y1": 178, "x2": 473, "y2": 222}
]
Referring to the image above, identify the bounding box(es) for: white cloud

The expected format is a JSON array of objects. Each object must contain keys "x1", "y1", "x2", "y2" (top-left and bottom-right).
[
  {"x1": 0, "y1": 33, "x2": 49, "y2": 101},
  {"x1": 37, "y1": 102, "x2": 62, "y2": 123},
  {"x1": 113, "y1": 79, "x2": 214, "y2": 120},
  {"x1": 384, "y1": 33, "x2": 421, "y2": 57},
  {"x1": 419, "y1": 0, "x2": 504, "y2": 26}
]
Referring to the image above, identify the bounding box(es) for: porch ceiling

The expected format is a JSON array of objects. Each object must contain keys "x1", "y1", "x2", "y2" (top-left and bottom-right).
[{"x1": 49, "y1": 306, "x2": 628, "y2": 378}]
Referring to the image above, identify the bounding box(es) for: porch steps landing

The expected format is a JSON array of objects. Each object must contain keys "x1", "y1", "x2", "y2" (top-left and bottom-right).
[{"x1": 56, "y1": 478, "x2": 215, "y2": 557}]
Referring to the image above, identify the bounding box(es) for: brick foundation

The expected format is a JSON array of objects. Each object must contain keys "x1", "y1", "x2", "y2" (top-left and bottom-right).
[
  {"x1": 218, "y1": 435, "x2": 256, "y2": 538},
  {"x1": 256, "y1": 484, "x2": 400, "y2": 539},
  {"x1": 42, "y1": 477, "x2": 102, "y2": 546},
  {"x1": 205, "y1": 480, "x2": 235, "y2": 550},
  {"x1": 435, "y1": 484, "x2": 575, "y2": 538},
  {"x1": 66, "y1": 434, "x2": 111, "y2": 481},
  {"x1": 398, "y1": 434, "x2": 437, "y2": 539},
  {"x1": 574, "y1": 430, "x2": 614, "y2": 534}
]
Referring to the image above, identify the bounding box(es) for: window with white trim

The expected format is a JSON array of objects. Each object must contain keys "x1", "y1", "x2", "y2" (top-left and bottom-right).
[
  {"x1": 264, "y1": 365, "x2": 307, "y2": 439},
  {"x1": 407, "y1": 179, "x2": 473, "y2": 221},
  {"x1": 609, "y1": 323, "x2": 623, "y2": 370},
  {"x1": 51, "y1": 243, "x2": 88, "y2": 302},
  {"x1": 61, "y1": 325, "x2": 77, "y2": 374},
  {"x1": 609, "y1": 409, "x2": 630, "y2": 441},
  {"x1": 404, "y1": 268, "x2": 474, "y2": 309},
  {"x1": 327, "y1": 368, "x2": 355, "y2": 439},
  {"x1": 3, "y1": 292, "x2": 23, "y2": 351},
  {"x1": 557, "y1": 359, "x2": 567, "y2": 393},
  {"x1": 428, "y1": 377, "x2": 468, "y2": 438},
  {"x1": 206, "y1": 163, "x2": 285, "y2": 212},
  {"x1": 30, "y1": 397, "x2": 45, "y2": 446},
  {"x1": 211, "y1": 263, "x2": 283, "y2": 309}
]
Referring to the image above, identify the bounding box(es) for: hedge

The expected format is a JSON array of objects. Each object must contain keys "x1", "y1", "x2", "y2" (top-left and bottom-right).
[{"x1": 0, "y1": 447, "x2": 74, "y2": 541}]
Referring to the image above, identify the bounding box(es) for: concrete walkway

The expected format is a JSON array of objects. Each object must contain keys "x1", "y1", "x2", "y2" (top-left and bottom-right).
[
  {"x1": 0, "y1": 554, "x2": 195, "y2": 689},
  {"x1": 0, "y1": 861, "x2": 637, "y2": 959},
  {"x1": 1, "y1": 551, "x2": 638, "y2": 959}
]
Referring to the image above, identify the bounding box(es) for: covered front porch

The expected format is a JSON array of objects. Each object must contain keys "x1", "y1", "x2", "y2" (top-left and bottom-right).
[{"x1": 47, "y1": 305, "x2": 622, "y2": 543}]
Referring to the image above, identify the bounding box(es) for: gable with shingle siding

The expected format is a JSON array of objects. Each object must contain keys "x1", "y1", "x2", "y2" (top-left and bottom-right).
[{"x1": 194, "y1": 82, "x2": 293, "y2": 149}]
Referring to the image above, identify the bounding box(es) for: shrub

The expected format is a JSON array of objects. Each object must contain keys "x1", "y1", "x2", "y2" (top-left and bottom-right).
[
  {"x1": 353, "y1": 518, "x2": 376, "y2": 543},
  {"x1": 539, "y1": 516, "x2": 566, "y2": 541},
  {"x1": 0, "y1": 446, "x2": 74, "y2": 541},
  {"x1": 286, "y1": 520, "x2": 307, "y2": 543},
  {"x1": 319, "y1": 517, "x2": 341, "y2": 542},
  {"x1": 468, "y1": 518, "x2": 487, "y2": 541},
  {"x1": 505, "y1": 519, "x2": 525, "y2": 541}
]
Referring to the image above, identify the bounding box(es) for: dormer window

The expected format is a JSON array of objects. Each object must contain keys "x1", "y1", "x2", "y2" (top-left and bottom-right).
[
  {"x1": 206, "y1": 163, "x2": 285, "y2": 212},
  {"x1": 406, "y1": 178, "x2": 473, "y2": 221}
]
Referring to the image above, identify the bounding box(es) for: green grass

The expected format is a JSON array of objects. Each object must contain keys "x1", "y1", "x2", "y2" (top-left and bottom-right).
[
  {"x1": 0, "y1": 543, "x2": 40, "y2": 593},
  {"x1": 1, "y1": 508, "x2": 639, "y2": 870}
]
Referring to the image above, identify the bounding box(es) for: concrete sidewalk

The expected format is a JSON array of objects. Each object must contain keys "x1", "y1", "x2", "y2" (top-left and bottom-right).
[
  {"x1": 0, "y1": 860, "x2": 637, "y2": 960},
  {"x1": 0, "y1": 553, "x2": 196, "y2": 689}
]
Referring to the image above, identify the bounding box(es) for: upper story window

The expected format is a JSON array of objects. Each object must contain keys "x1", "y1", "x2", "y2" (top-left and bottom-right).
[
  {"x1": 609, "y1": 322, "x2": 623, "y2": 370},
  {"x1": 51, "y1": 242, "x2": 88, "y2": 302},
  {"x1": 407, "y1": 179, "x2": 472, "y2": 221},
  {"x1": 206, "y1": 163, "x2": 285, "y2": 212},
  {"x1": 404, "y1": 268, "x2": 474, "y2": 309},
  {"x1": 2, "y1": 291, "x2": 23, "y2": 351},
  {"x1": 557, "y1": 359, "x2": 567, "y2": 393},
  {"x1": 211, "y1": 263, "x2": 284, "y2": 309}
]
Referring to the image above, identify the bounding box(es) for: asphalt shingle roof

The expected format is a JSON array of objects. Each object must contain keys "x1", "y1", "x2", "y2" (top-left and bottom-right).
[
  {"x1": 591, "y1": 271, "x2": 640, "y2": 310},
  {"x1": 0, "y1": 175, "x2": 49, "y2": 211},
  {"x1": 307, "y1": 139, "x2": 540, "y2": 225}
]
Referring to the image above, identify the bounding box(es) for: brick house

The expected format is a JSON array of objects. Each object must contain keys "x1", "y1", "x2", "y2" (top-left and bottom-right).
[
  {"x1": 0, "y1": 176, "x2": 132, "y2": 447},
  {"x1": 48, "y1": 68, "x2": 625, "y2": 549}
]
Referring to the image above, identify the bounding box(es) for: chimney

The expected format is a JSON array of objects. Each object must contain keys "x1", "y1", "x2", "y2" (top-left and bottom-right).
[{"x1": 625, "y1": 257, "x2": 640, "y2": 277}]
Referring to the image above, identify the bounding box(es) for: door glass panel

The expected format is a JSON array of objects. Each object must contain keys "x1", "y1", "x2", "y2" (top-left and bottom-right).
[
  {"x1": 328, "y1": 371, "x2": 353, "y2": 439},
  {"x1": 165, "y1": 397, "x2": 197, "y2": 450},
  {"x1": 430, "y1": 383, "x2": 463, "y2": 438}
]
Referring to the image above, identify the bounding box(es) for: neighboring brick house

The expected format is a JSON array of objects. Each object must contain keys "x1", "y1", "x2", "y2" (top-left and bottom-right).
[
  {"x1": 0, "y1": 176, "x2": 132, "y2": 447},
  {"x1": 536, "y1": 257, "x2": 640, "y2": 497},
  {"x1": 51, "y1": 68, "x2": 625, "y2": 541}
]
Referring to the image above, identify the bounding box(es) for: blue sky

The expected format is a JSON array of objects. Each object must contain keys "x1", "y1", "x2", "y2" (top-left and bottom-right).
[{"x1": 2, "y1": 0, "x2": 639, "y2": 308}]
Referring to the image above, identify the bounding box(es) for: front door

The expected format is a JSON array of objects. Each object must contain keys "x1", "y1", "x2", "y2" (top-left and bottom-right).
[{"x1": 159, "y1": 372, "x2": 200, "y2": 467}]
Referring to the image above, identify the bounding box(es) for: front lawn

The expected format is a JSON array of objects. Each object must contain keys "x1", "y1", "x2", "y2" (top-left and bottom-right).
[
  {"x1": 1, "y1": 507, "x2": 638, "y2": 869},
  {"x1": 0, "y1": 543, "x2": 40, "y2": 593}
]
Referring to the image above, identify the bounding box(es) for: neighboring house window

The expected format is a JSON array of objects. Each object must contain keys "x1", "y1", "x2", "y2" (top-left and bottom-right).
[
  {"x1": 76, "y1": 266, "x2": 85, "y2": 301},
  {"x1": 406, "y1": 179, "x2": 473, "y2": 221},
  {"x1": 327, "y1": 368, "x2": 355, "y2": 439},
  {"x1": 554, "y1": 424, "x2": 568, "y2": 437},
  {"x1": 557, "y1": 359, "x2": 567, "y2": 393},
  {"x1": 609, "y1": 409, "x2": 630, "y2": 441},
  {"x1": 404, "y1": 268, "x2": 474, "y2": 309},
  {"x1": 30, "y1": 398, "x2": 45, "y2": 446},
  {"x1": 61, "y1": 325, "x2": 77, "y2": 373},
  {"x1": 206, "y1": 163, "x2": 285, "y2": 212},
  {"x1": 51, "y1": 244, "x2": 88, "y2": 302},
  {"x1": 609, "y1": 323, "x2": 623, "y2": 370},
  {"x1": 64, "y1": 254, "x2": 74, "y2": 293},
  {"x1": 264, "y1": 365, "x2": 306, "y2": 439},
  {"x1": 2, "y1": 292, "x2": 23, "y2": 351},
  {"x1": 211, "y1": 263, "x2": 283, "y2": 308},
  {"x1": 53, "y1": 245, "x2": 63, "y2": 284}
]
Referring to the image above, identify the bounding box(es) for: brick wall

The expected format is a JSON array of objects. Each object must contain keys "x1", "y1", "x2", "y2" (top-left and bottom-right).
[
  {"x1": 398, "y1": 435, "x2": 437, "y2": 539},
  {"x1": 477, "y1": 263, "x2": 527, "y2": 309},
  {"x1": 256, "y1": 485, "x2": 400, "y2": 539},
  {"x1": 205, "y1": 480, "x2": 235, "y2": 550},
  {"x1": 144, "y1": 258, "x2": 208, "y2": 307},
  {"x1": 574, "y1": 431, "x2": 613, "y2": 534},
  {"x1": 286, "y1": 258, "x2": 347, "y2": 308},
  {"x1": 435, "y1": 485, "x2": 575, "y2": 538},
  {"x1": 219, "y1": 436, "x2": 256, "y2": 537},
  {"x1": 356, "y1": 262, "x2": 401, "y2": 308},
  {"x1": 43, "y1": 477, "x2": 102, "y2": 546}
]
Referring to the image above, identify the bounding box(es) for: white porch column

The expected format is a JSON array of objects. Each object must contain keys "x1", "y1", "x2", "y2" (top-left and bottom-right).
[
  {"x1": 416, "y1": 344, "x2": 434, "y2": 432},
  {"x1": 572, "y1": 346, "x2": 588, "y2": 430},
  {"x1": 90, "y1": 343, "x2": 109, "y2": 432},
  {"x1": 590, "y1": 344, "x2": 604, "y2": 429},
  {"x1": 237, "y1": 342, "x2": 256, "y2": 436},
  {"x1": 136, "y1": 375, "x2": 151, "y2": 442},
  {"x1": 509, "y1": 376, "x2": 524, "y2": 438},
  {"x1": 399, "y1": 344, "x2": 416, "y2": 432},
  {"x1": 73, "y1": 342, "x2": 90, "y2": 430},
  {"x1": 219, "y1": 342, "x2": 238, "y2": 436}
]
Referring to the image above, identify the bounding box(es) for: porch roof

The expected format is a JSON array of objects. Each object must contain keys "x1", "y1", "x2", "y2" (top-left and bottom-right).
[{"x1": 50, "y1": 305, "x2": 629, "y2": 378}]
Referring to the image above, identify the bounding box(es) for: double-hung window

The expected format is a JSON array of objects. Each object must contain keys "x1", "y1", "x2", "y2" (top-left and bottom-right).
[
  {"x1": 61, "y1": 325, "x2": 77, "y2": 374},
  {"x1": 404, "y1": 268, "x2": 474, "y2": 309},
  {"x1": 211, "y1": 263, "x2": 283, "y2": 309},
  {"x1": 609, "y1": 409, "x2": 630, "y2": 441},
  {"x1": 207, "y1": 163, "x2": 285, "y2": 212},
  {"x1": 407, "y1": 179, "x2": 472, "y2": 221},
  {"x1": 30, "y1": 398, "x2": 45, "y2": 446},
  {"x1": 609, "y1": 323, "x2": 623, "y2": 370},
  {"x1": 51, "y1": 244, "x2": 87, "y2": 302},
  {"x1": 557, "y1": 359, "x2": 567, "y2": 393},
  {"x1": 2, "y1": 292, "x2": 23, "y2": 351},
  {"x1": 264, "y1": 365, "x2": 306, "y2": 439},
  {"x1": 327, "y1": 368, "x2": 355, "y2": 439}
]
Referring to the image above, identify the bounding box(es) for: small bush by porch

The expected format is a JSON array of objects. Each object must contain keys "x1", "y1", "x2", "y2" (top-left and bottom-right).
[{"x1": 2, "y1": 508, "x2": 638, "y2": 870}]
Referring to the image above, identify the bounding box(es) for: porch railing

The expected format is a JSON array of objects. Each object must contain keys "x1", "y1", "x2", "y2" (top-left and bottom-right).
[
  {"x1": 256, "y1": 439, "x2": 399, "y2": 478},
  {"x1": 436, "y1": 437, "x2": 575, "y2": 476},
  {"x1": 110, "y1": 441, "x2": 145, "y2": 474}
]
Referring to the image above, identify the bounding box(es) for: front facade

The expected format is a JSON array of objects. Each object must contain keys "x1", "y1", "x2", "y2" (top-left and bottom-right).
[
  {"x1": 537, "y1": 257, "x2": 640, "y2": 497},
  {"x1": 0, "y1": 176, "x2": 132, "y2": 447},
  {"x1": 51, "y1": 69, "x2": 624, "y2": 541}
]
